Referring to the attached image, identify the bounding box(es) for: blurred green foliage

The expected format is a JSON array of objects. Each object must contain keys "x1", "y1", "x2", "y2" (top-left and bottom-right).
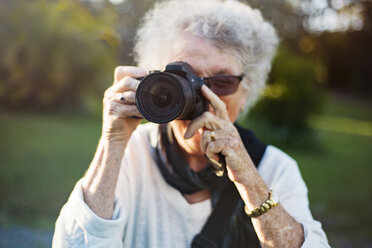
[
  {"x1": 0, "y1": 0, "x2": 370, "y2": 133},
  {"x1": 243, "y1": 47, "x2": 324, "y2": 142},
  {"x1": 0, "y1": 0, "x2": 119, "y2": 111}
]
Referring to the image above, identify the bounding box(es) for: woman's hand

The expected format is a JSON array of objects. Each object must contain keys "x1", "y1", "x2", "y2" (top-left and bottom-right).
[
  {"x1": 184, "y1": 85, "x2": 254, "y2": 184},
  {"x1": 102, "y1": 66, "x2": 147, "y2": 142}
]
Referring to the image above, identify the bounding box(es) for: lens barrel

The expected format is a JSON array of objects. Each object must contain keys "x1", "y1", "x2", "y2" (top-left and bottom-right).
[{"x1": 136, "y1": 72, "x2": 195, "y2": 123}]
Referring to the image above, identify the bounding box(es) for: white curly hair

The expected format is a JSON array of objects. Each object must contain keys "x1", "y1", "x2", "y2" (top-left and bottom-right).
[{"x1": 134, "y1": 0, "x2": 279, "y2": 109}]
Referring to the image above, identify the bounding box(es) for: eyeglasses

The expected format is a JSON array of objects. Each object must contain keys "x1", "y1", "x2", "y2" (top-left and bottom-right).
[{"x1": 201, "y1": 74, "x2": 245, "y2": 96}]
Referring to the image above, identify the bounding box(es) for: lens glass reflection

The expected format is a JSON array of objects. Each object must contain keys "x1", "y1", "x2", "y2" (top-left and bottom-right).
[
  {"x1": 140, "y1": 77, "x2": 183, "y2": 120},
  {"x1": 153, "y1": 87, "x2": 172, "y2": 108}
]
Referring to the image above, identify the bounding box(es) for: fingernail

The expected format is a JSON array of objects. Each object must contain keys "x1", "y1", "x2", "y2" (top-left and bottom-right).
[{"x1": 184, "y1": 130, "x2": 194, "y2": 139}]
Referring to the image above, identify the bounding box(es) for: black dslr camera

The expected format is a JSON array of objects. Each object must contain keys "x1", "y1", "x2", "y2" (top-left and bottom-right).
[{"x1": 135, "y1": 61, "x2": 209, "y2": 124}]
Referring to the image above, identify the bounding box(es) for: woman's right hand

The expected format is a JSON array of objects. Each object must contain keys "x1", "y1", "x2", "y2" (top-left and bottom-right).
[
  {"x1": 82, "y1": 66, "x2": 147, "y2": 219},
  {"x1": 102, "y1": 66, "x2": 147, "y2": 142}
]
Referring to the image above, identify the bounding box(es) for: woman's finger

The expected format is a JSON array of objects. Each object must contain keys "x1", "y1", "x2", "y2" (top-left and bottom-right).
[
  {"x1": 200, "y1": 129, "x2": 224, "y2": 153},
  {"x1": 114, "y1": 66, "x2": 147, "y2": 83},
  {"x1": 111, "y1": 91, "x2": 136, "y2": 105},
  {"x1": 200, "y1": 130, "x2": 211, "y2": 153},
  {"x1": 106, "y1": 101, "x2": 142, "y2": 119},
  {"x1": 111, "y1": 76, "x2": 141, "y2": 93},
  {"x1": 201, "y1": 85, "x2": 229, "y2": 120},
  {"x1": 184, "y1": 112, "x2": 220, "y2": 139},
  {"x1": 205, "y1": 139, "x2": 226, "y2": 160}
]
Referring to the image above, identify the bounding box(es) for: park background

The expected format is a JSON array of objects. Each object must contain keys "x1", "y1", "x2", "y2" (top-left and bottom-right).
[{"x1": 0, "y1": 0, "x2": 371, "y2": 247}]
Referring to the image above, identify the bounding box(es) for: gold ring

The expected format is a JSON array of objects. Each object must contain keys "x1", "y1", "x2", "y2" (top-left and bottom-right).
[{"x1": 210, "y1": 131, "x2": 216, "y2": 141}]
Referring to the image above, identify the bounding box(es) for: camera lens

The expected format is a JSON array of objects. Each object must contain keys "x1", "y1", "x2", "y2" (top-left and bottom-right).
[
  {"x1": 152, "y1": 87, "x2": 172, "y2": 108},
  {"x1": 136, "y1": 73, "x2": 190, "y2": 123}
]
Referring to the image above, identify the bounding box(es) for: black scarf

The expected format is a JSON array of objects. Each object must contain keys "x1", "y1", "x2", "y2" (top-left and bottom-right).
[{"x1": 151, "y1": 123, "x2": 266, "y2": 194}]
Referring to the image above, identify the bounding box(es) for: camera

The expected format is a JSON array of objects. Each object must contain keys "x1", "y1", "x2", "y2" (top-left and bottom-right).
[{"x1": 135, "y1": 61, "x2": 208, "y2": 124}]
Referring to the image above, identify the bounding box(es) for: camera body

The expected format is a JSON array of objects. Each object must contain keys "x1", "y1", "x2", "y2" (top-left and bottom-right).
[{"x1": 136, "y1": 61, "x2": 208, "y2": 124}]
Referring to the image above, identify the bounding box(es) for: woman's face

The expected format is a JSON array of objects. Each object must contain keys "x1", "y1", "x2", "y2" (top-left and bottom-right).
[{"x1": 168, "y1": 34, "x2": 249, "y2": 156}]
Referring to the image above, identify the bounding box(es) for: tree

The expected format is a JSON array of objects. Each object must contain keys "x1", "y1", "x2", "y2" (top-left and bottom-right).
[{"x1": 0, "y1": 0, "x2": 120, "y2": 111}]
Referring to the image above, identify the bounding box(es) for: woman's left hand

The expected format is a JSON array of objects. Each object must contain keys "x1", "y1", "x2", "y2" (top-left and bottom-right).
[{"x1": 184, "y1": 85, "x2": 254, "y2": 184}]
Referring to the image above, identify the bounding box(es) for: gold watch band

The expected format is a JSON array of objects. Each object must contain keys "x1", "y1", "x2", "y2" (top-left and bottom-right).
[{"x1": 244, "y1": 190, "x2": 279, "y2": 218}]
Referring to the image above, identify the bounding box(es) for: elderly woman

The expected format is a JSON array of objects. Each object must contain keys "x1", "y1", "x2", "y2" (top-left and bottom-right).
[{"x1": 53, "y1": 0, "x2": 329, "y2": 247}]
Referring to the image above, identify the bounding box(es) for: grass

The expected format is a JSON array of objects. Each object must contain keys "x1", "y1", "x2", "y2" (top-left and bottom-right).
[
  {"x1": 0, "y1": 112, "x2": 101, "y2": 228},
  {"x1": 294, "y1": 95, "x2": 372, "y2": 246},
  {"x1": 286, "y1": 131, "x2": 372, "y2": 246},
  {"x1": 0, "y1": 94, "x2": 371, "y2": 246}
]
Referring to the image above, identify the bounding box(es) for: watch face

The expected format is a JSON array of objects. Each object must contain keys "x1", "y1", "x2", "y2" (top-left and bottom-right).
[{"x1": 271, "y1": 191, "x2": 280, "y2": 204}]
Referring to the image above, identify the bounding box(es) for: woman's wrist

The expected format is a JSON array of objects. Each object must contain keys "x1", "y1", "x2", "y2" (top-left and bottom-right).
[
  {"x1": 231, "y1": 159, "x2": 271, "y2": 209},
  {"x1": 235, "y1": 180, "x2": 270, "y2": 210},
  {"x1": 101, "y1": 129, "x2": 131, "y2": 144},
  {"x1": 226, "y1": 150, "x2": 256, "y2": 185}
]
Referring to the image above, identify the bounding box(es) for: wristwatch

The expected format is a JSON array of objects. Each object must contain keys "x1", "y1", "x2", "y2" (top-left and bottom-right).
[{"x1": 244, "y1": 190, "x2": 280, "y2": 218}]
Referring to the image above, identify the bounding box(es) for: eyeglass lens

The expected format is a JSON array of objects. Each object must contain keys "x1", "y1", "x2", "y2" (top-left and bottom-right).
[{"x1": 203, "y1": 75, "x2": 243, "y2": 96}]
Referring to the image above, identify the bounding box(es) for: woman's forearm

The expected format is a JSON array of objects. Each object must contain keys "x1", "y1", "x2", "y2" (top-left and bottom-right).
[
  {"x1": 251, "y1": 205, "x2": 304, "y2": 248},
  {"x1": 234, "y1": 167, "x2": 304, "y2": 248},
  {"x1": 81, "y1": 135, "x2": 128, "y2": 219}
]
